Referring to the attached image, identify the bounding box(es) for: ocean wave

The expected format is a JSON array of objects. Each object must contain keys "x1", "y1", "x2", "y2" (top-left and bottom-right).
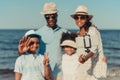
[
  {"x1": 108, "y1": 56, "x2": 120, "y2": 60},
  {"x1": 108, "y1": 63, "x2": 120, "y2": 69},
  {"x1": 0, "y1": 47, "x2": 17, "y2": 51},
  {"x1": 0, "y1": 69, "x2": 14, "y2": 74},
  {"x1": 104, "y1": 46, "x2": 120, "y2": 51},
  {"x1": 0, "y1": 40, "x2": 18, "y2": 45}
]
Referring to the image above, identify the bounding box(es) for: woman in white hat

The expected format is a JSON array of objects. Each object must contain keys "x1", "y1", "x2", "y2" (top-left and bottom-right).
[{"x1": 70, "y1": 6, "x2": 107, "y2": 80}]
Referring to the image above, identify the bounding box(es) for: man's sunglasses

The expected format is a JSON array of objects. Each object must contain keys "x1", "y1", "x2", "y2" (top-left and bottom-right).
[
  {"x1": 73, "y1": 15, "x2": 87, "y2": 20},
  {"x1": 45, "y1": 14, "x2": 57, "y2": 20}
]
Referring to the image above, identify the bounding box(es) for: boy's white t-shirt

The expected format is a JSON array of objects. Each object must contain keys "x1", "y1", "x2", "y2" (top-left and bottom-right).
[{"x1": 14, "y1": 54, "x2": 45, "y2": 80}]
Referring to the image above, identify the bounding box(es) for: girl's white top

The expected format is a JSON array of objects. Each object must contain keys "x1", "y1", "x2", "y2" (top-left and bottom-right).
[{"x1": 62, "y1": 53, "x2": 80, "y2": 80}]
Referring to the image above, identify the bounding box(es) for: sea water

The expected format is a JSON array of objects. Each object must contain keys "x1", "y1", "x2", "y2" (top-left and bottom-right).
[{"x1": 0, "y1": 29, "x2": 120, "y2": 78}]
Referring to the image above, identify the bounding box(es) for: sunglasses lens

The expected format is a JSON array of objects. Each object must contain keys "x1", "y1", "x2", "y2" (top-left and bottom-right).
[
  {"x1": 29, "y1": 41, "x2": 39, "y2": 46},
  {"x1": 52, "y1": 16, "x2": 56, "y2": 19},
  {"x1": 73, "y1": 15, "x2": 78, "y2": 20},
  {"x1": 45, "y1": 14, "x2": 57, "y2": 20},
  {"x1": 80, "y1": 16, "x2": 86, "y2": 19},
  {"x1": 74, "y1": 15, "x2": 87, "y2": 20},
  {"x1": 45, "y1": 16, "x2": 50, "y2": 20},
  {"x1": 29, "y1": 41, "x2": 34, "y2": 46}
]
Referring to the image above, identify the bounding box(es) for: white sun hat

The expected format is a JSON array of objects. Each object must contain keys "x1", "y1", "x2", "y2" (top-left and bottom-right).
[
  {"x1": 24, "y1": 30, "x2": 35, "y2": 37},
  {"x1": 24, "y1": 30, "x2": 40, "y2": 38},
  {"x1": 71, "y1": 5, "x2": 93, "y2": 20},
  {"x1": 61, "y1": 40, "x2": 77, "y2": 48},
  {"x1": 41, "y1": 2, "x2": 58, "y2": 14}
]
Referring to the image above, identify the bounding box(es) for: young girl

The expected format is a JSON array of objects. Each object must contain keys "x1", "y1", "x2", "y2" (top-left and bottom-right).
[
  {"x1": 14, "y1": 30, "x2": 51, "y2": 80},
  {"x1": 60, "y1": 32, "x2": 81, "y2": 80}
]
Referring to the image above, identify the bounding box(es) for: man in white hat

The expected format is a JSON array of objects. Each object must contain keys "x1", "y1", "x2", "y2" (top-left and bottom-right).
[
  {"x1": 18, "y1": 2, "x2": 67, "y2": 80},
  {"x1": 36, "y1": 2, "x2": 67, "y2": 80}
]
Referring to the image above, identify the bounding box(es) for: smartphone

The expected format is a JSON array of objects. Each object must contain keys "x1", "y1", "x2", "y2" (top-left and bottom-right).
[{"x1": 83, "y1": 35, "x2": 91, "y2": 49}]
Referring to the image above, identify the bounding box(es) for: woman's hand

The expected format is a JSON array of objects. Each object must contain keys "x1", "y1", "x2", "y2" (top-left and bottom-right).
[
  {"x1": 78, "y1": 51, "x2": 94, "y2": 64},
  {"x1": 78, "y1": 54, "x2": 86, "y2": 64},
  {"x1": 102, "y1": 56, "x2": 107, "y2": 62},
  {"x1": 18, "y1": 37, "x2": 31, "y2": 55}
]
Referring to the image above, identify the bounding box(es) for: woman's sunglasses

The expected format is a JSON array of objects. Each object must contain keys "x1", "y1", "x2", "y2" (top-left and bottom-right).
[{"x1": 73, "y1": 15, "x2": 87, "y2": 20}]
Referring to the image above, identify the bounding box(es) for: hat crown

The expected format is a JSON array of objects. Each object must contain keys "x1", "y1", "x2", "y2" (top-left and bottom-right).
[
  {"x1": 41, "y1": 2, "x2": 58, "y2": 14},
  {"x1": 61, "y1": 40, "x2": 77, "y2": 48},
  {"x1": 70, "y1": 5, "x2": 93, "y2": 20},
  {"x1": 44, "y1": 2, "x2": 57, "y2": 11},
  {"x1": 75, "y1": 6, "x2": 88, "y2": 14},
  {"x1": 25, "y1": 30, "x2": 36, "y2": 37}
]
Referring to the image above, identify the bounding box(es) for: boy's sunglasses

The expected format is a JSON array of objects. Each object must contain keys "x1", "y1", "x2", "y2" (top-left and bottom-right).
[
  {"x1": 45, "y1": 14, "x2": 57, "y2": 20},
  {"x1": 73, "y1": 15, "x2": 87, "y2": 20}
]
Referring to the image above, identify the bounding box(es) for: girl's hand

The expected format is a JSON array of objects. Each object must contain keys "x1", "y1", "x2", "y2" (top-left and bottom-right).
[
  {"x1": 43, "y1": 53, "x2": 49, "y2": 66},
  {"x1": 18, "y1": 37, "x2": 31, "y2": 55}
]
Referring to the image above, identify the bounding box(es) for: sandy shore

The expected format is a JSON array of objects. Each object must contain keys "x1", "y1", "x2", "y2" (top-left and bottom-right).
[
  {"x1": 107, "y1": 77, "x2": 120, "y2": 80},
  {"x1": 1, "y1": 75, "x2": 120, "y2": 80},
  {"x1": 0, "y1": 69, "x2": 120, "y2": 80}
]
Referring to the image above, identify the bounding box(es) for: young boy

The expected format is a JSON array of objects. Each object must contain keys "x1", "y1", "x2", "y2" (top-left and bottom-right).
[
  {"x1": 60, "y1": 32, "x2": 81, "y2": 80},
  {"x1": 14, "y1": 30, "x2": 51, "y2": 80}
]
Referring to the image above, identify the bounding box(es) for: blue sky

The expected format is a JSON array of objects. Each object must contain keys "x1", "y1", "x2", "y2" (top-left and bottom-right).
[{"x1": 0, "y1": 0, "x2": 120, "y2": 29}]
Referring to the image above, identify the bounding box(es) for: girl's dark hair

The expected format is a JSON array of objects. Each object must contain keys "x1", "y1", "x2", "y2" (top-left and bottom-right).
[
  {"x1": 84, "y1": 15, "x2": 92, "y2": 31},
  {"x1": 60, "y1": 32, "x2": 77, "y2": 44}
]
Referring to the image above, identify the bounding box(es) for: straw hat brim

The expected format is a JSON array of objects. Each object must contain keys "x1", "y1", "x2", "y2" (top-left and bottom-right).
[
  {"x1": 24, "y1": 30, "x2": 40, "y2": 38},
  {"x1": 71, "y1": 13, "x2": 93, "y2": 20},
  {"x1": 41, "y1": 10, "x2": 58, "y2": 14},
  {"x1": 61, "y1": 40, "x2": 76, "y2": 48}
]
